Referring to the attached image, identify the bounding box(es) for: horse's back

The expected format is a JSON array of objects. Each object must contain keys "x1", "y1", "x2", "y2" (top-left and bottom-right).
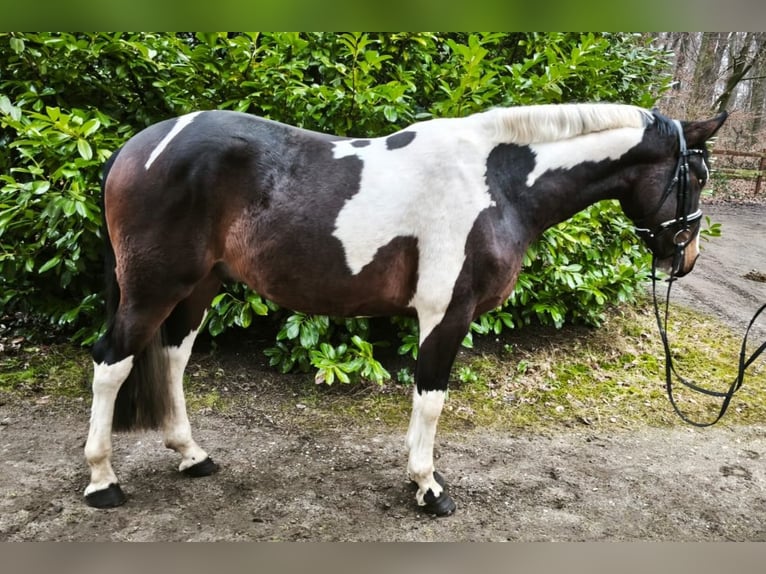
[
  {"x1": 104, "y1": 110, "x2": 342, "y2": 242},
  {"x1": 108, "y1": 111, "x2": 339, "y2": 195},
  {"x1": 103, "y1": 111, "x2": 424, "y2": 316}
]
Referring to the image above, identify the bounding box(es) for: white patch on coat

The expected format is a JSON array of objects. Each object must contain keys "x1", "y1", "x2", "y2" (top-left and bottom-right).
[
  {"x1": 163, "y1": 326, "x2": 209, "y2": 471},
  {"x1": 525, "y1": 127, "x2": 646, "y2": 187},
  {"x1": 144, "y1": 111, "x2": 203, "y2": 170},
  {"x1": 406, "y1": 388, "x2": 446, "y2": 505},
  {"x1": 332, "y1": 110, "x2": 649, "y2": 342},
  {"x1": 84, "y1": 356, "x2": 135, "y2": 495},
  {"x1": 332, "y1": 118, "x2": 496, "y2": 342}
]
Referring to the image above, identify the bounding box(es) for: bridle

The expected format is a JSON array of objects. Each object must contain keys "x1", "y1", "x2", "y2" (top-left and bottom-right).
[
  {"x1": 639, "y1": 119, "x2": 766, "y2": 427},
  {"x1": 633, "y1": 119, "x2": 706, "y2": 275}
]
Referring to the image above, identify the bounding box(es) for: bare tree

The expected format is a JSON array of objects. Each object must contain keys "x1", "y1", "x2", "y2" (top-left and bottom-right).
[
  {"x1": 652, "y1": 32, "x2": 766, "y2": 151},
  {"x1": 655, "y1": 32, "x2": 694, "y2": 90},
  {"x1": 714, "y1": 32, "x2": 766, "y2": 114},
  {"x1": 692, "y1": 32, "x2": 727, "y2": 108}
]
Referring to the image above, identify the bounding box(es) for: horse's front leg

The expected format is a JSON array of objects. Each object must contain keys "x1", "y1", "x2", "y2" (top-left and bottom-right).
[
  {"x1": 406, "y1": 387, "x2": 453, "y2": 514},
  {"x1": 405, "y1": 308, "x2": 472, "y2": 516}
]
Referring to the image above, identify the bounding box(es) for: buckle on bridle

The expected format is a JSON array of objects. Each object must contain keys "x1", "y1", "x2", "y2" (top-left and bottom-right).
[{"x1": 672, "y1": 209, "x2": 702, "y2": 246}]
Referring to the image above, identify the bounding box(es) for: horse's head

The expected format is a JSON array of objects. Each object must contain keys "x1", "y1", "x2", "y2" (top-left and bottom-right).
[{"x1": 625, "y1": 110, "x2": 728, "y2": 278}]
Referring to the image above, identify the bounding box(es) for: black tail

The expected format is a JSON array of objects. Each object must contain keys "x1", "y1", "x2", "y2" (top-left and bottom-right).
[
  {"x1": 95, "y1": 148, "x2": 172, "y2": 432},
  {"x1": 112, "y1": 335, "x2": 172, "y2": 432}
]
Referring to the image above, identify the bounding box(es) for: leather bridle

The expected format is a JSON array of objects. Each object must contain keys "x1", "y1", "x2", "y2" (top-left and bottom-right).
[
  {"x1": 634, "y1": 120, "x2": 706, "y2": 274},
  {"x1": 641, "y1": 119, "x2": 766, "y2": 427}
]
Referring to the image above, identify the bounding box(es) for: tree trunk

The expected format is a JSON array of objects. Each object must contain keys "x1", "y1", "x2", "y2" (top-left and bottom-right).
[
  {"x1": 744, "y1": 35, "x2": 766, "y2": 143},
  {"x1": 673, "y1": 33, "x2": 691, "y2": 85},
  {"x1": 692, "y1": 32, "x2": 726, "y2": 108}
]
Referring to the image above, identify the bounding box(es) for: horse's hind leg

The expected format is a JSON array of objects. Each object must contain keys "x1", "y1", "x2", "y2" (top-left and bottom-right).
[
  {"x1": 84, "y1": 355, "x2": 136, "y2": 507},
  {"x1": 161, "y1": 273, "x2": 221, "y2": 476},
  {"x1": 85, "y1": 300, "x2": 177, "y2": 508},
  {"x1": 85, "y1": 273, "x2": 220, "y2": 507}
]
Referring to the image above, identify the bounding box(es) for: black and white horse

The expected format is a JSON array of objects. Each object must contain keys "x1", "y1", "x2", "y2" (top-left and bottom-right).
[{"x1": 84, "y1": 103, "x2": 726, "y2": 515}]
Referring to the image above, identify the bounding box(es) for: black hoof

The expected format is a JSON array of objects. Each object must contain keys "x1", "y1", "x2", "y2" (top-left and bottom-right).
[
  {"x1": 85, "y1": 483, "x2": 126, "y2": 508},
  {"x1": 423, "y1": 488, "x2": 456, "y2": 517},
  {"x1": 410, "y1": 471, "x2": 456, "y2": 516},
  {"x1": 182, "y1": 456, "x2": 219, "y2": 477}
]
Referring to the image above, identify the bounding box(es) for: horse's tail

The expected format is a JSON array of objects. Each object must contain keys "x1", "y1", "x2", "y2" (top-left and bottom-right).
[
  {"x1": 112, "y1": 335, "x2": 171, "y2": 432},
  {"x1": 97, "y1": 148, "x2": 172, "y2": 432}
]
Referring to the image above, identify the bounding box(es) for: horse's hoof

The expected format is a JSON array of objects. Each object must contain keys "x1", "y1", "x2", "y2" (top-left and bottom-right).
[
  {"x1": 182, "y1": 456, "x2": 219, "y2": 477},
  {"x1": 423, "y1": 488, "x2": 457, "y2": 516},
  {"x1": 84, "y1": 483, "x2": 126, "y2": 508},
  {"x1": 410, "y1": 471, "x2": 456, "y2": 516}
]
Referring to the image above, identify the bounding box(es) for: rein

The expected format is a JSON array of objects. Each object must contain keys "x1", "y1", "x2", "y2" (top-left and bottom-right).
[
  {"x1": 642, "y1": 120, "x2": 766, "y2": 427},
  {"x1": 649, "y1": 260, "x2": 766, "y2": 427}
]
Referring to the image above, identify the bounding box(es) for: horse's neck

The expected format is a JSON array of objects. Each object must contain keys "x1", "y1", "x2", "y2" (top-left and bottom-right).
[
  {"x1": 513, "y1": 178, "x2": 614, "y2": 239},
  {"x1": 504, "y1": 128, "x2": 646, "y2": 233}
]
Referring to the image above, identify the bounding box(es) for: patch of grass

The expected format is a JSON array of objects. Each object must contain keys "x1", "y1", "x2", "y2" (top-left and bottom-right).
[
  {"x1": 274, "y1": 300, "x2": 765, "y2": 433},
  {"x1": 185, "y1": 387, "x2": 228, "y2": 413},
  {"x1": 439, "y1": 301, "x2": 766, "y2": 431},
  {"x1": 0, "y1": 344, "x2": 91, "y2": 398},
  {"x1": 2, "y1": 300, "x2": 764, "y2": 434}
]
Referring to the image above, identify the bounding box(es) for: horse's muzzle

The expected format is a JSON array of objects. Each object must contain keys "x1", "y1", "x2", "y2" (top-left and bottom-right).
[
  {"x1": 656, "y1": 232, "x2": 700, "y2": 278},
  {"x1": 673, "y1": 249, "x2": 700, "y2": 278}
]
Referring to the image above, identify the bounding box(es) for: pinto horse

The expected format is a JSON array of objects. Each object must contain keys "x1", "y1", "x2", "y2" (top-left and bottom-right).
[{"x1": 85, "y1": 103, "x2": 726, "y2": 515}]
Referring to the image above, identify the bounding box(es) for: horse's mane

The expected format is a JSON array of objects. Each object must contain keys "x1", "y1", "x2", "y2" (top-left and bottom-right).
[{"x1": 479, "y1": 103, "x2": 655, "y2": 144}]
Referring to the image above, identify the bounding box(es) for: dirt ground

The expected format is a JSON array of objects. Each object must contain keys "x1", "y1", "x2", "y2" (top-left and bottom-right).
[
  {"x1": 1, "y1": 203, "x2": 765, "y2": 542},
  {"x1": 670, "y1": 202, "x2": 766, "y2": 342}
]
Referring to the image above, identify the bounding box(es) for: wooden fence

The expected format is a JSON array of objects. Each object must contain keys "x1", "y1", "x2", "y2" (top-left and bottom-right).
[{"x1": 712, "y1": 148, "x2": 766, "y2": 196}]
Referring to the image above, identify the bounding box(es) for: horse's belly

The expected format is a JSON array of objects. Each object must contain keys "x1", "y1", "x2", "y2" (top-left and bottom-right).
[{"x1": 225, "y1": 230, "x2": 420, "y2": 318}]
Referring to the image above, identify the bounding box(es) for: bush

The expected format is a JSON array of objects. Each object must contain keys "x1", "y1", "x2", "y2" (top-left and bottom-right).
[
  {"x1": 0, "y1": 100, "x2": 128, "y2": 339},
  {"x1": 0, "y1": 32, "x2": 670, "y2": 380}
]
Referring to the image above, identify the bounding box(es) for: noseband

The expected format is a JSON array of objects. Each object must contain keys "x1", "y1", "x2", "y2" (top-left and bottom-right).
[{"x1": 634, "y1": 120, "x2": 706, "y2": 260}]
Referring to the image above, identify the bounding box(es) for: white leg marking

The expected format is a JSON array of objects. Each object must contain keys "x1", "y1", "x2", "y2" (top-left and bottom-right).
[
  {"x1": 84, "y1": 356, "x2": 134, "y2": 496},
  {"x1": 406, "y1": 388, "x2": 446, "y2": 505},
  {"x1": 163, "y1": 327, "x2": 209, "y2": 471},
  {"x1": 144, "y1": 111, "x2": 203, "y2": 170}
]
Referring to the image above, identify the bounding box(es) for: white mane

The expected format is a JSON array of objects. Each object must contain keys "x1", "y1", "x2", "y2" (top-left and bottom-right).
[{"x1": 478, "y1": 103, "x2": 654, "y2": 144}]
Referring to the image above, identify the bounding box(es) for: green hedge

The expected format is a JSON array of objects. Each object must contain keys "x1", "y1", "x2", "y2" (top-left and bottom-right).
[{"x1": 0, "y1": 32, "x2": 671, "y2": 382}]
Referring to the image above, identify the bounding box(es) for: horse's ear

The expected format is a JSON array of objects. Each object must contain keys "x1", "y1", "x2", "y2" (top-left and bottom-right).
[{"x1": 683, "y1": 111, "x2": 728, "y2": 147}]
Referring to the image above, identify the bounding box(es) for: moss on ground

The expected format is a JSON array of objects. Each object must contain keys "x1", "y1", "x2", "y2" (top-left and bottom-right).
[
  {"x1": 0, "y1": 344, "x2": 91, "y2": 398},
  {"x1": 440, "y1": 302, "x2": 765, "y2": 431},
  {"x1": 1, "y1": 301, "x2": 764, "y2": 433}
]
